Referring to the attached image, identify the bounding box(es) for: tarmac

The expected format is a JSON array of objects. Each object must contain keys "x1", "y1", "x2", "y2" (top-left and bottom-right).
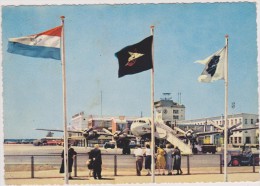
[{"x1": 4, "y1": 168, "x2": 260, "y2": 185}]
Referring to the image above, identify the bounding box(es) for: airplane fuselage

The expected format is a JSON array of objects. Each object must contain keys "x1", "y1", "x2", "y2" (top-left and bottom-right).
[{"x1": 130, "y1": 118, "x2": 152, "y2": 137}]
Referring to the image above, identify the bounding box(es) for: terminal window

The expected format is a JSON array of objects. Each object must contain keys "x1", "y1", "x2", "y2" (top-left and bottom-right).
[
  {"x1": 245, "y1": 137, "x2": 251, "y2": 144},
  {"x1": 173, "y1": 110, "x2": 179, "y2": 114},
  {"x1": 234, "y1": 137, "x2": 238, "y2": 144},
  {"x1": 173, "y1": 116, "x2": 179, "y2": 119},
  {"x1": 238, "y1": 137, "x2": 242, "y2": 143}
]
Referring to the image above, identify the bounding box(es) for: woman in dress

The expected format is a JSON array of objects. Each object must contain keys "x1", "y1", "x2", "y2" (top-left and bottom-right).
[
  {"x1": 164, "y1": 144, "x2": 174, "y2": 175},
  {"x1": 156, "y1": 144, "x2": 166, "y2": 175},
  {"x1": 173, "y1": 146, "x2": 183, "y2": 175}
]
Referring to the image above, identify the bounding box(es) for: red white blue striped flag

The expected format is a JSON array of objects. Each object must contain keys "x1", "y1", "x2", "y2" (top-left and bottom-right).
[{"x1": 7, "y1": 26, "x2": 62, "y2": 60}]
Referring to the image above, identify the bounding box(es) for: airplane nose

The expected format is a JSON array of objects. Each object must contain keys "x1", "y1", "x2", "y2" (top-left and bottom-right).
[{"x1": 130, "y1": 122, "x2": 139, "y2": 136}]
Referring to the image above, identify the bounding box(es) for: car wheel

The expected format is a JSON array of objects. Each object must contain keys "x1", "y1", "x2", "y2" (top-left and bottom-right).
[{"x1": 231, "y1": 158, "x2": 240, "y2": 166}]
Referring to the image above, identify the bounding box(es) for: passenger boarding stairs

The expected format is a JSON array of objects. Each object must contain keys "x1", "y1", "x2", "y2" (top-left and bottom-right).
[{"x1": 154, "y1": 120, "x2": 192, "y2": 154}]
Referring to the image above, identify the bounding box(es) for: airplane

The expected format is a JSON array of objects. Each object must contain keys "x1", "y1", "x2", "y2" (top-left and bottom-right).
[
  {"x1": 174, "y1": 126, "x2": 220, "y2": 145},
  {"x1": 102, "y1": 128, "x2": 136, "y2": 154},
  {"x1": 207, "y1": 120, "x2": 259, "y2": 143},
  {"x1": 35, "y1": 127, "x2": 112, "y2": 144},
  {"x1": 130, "y1": 117, "x2": 152, "y2": 139},
  {"x1": 46, "y1": 131, "x2": 54, "y2": 137},
  {"x1": 102, "y1": 128, "x2": 135, "y2": 142},
  {"x1": 130, "y1": 118, "x2": 220, "y2": 139},
  {"x1": 130, "y1": 118, "x2": 230, "y2": 153},
  {"x1": 36, "y1": 127, "x2": 135, "y2": 153}
]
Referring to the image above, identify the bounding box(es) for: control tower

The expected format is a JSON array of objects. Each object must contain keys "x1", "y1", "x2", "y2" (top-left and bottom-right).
[{"x1": 154, "y1": 93, "x2": 185, "y2": 126}]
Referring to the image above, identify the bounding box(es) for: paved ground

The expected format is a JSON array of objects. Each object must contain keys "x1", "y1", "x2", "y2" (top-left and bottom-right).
[
  {"x1": 4, "y1": 168, "x2": 260, "y2": 185},
  {"x1": 3, "y1": 144, "x2": 260, "y2": 185}
]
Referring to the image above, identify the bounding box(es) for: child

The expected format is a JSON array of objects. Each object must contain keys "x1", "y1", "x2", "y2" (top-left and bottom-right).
[{"x1": 86, "y1": 159, "x2": 93, "y2": 177}]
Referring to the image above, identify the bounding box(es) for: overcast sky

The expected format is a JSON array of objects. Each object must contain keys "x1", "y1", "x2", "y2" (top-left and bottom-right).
[{"x1": 1, "y1": 2, "x2": 258, "y2": 139}]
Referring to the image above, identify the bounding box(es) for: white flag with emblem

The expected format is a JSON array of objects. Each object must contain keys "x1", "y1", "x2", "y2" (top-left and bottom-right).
[{"x1": 195, "y1": 46, "x2": 227, "y2": 83}]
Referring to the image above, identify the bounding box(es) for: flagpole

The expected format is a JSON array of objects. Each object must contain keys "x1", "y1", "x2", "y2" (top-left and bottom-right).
[
  {"x1": 224, "y1": 34, "x2": 229, "y2": 182},
  {"x1": 60, "y1": 16, "x2": 69, "y2": 184},
  {"x1": 150, "y1": 25, "x2": 155, "y2": 183}
]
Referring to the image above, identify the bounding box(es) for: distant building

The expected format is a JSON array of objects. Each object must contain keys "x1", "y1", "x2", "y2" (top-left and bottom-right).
[
  {"x1": 69, "y1": 109, "x2": 258, "y2": 147},
  {"x1": 154, "y1": 93, "x2": 185, "y2": 126},
  {"x1": 178, "y1": 113, "x2": 259, "y2": 146},
  {"x1": 70, "y1": 111, "x2": 87, "y2": 131},
  {"x1": 69, "y1": 112, "x2": 137, "y2": 146}
]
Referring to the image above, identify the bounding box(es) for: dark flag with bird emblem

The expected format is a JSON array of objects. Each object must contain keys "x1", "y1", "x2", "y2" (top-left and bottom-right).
[
  {"x1": 115, "y1": 36, "x2": 153, "y2": 78},
  {"x1": 195, "y1": 46, "x2": 227, "y2": 83}
]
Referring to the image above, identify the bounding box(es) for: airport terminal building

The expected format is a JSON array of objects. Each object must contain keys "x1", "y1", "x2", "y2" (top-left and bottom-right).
[
  {"x1": 69, "y1": 112, "x2": 137, "y2": 146},
  {"x1": 178, "y1": 113, "x2": 259, "y2": 146},
  {"x1": 69, "y1": 97, "x2": 258, "y2": 147},
  {"x1": 153, "y1": 96, "x2": 258, "y2": 147}
]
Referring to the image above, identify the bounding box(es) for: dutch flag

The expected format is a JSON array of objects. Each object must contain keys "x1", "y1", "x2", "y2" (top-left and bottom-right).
[{"x1": 7, "y1": 26, "x2": 62, "y2": 60}]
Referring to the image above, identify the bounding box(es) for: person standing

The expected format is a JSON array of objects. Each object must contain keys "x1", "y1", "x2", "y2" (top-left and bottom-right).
[
  {"x1": 86, "y1": 157, "x2": 93, "y2": 177},
  {"x1": 173, "y1": 146, "x2": 183, "y2": 175},
  {"x1": 134, "y1": 144, "x2": 144, "y2": 176},
  {"x1": 144, "y1": 144, "x2": 151, "y2": 176},
  {"x1": 156, "y1": 144, "x2": 166, "y2": 175},
  {"x1": 59, "y1": 144, "x2": 77, "y2": 179},
  {"x1": 165, "y1": 144, "x2": 174, "y2": 175},
  {"x1": 89, "y1": 144, "x2": 102, "y2": 179}
]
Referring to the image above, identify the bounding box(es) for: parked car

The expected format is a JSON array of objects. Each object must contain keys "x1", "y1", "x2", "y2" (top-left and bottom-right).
[
  {"x1": 228, "y1": 148, "x2": 259, "y2": 166},
  {"x1": 104, "y1": 142, "x2": 115, "y2": 149},
  {"x1": 129, "y1": 141, "x2": 136, "y2": 148},
  {"x1": 201, "y1": 144, "x2": 217, "y2": 154}
]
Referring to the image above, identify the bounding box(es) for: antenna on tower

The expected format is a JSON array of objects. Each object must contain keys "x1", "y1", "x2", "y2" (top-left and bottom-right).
[
  {"x1": 161, "y1": 93, "x2": 172, "y2": 100},
  {"x1": 177, "y1": 92, "x2": 182, "y2": 105},
  {"x1": 180, "y1": 92, "x2": 182, "y2": 105},
  {"x1": 101, "y1": 91, "x2": 103, "y2": 117}
]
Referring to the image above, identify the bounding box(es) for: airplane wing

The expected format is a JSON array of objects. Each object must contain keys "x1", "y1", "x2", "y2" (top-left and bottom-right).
[
  {"x1": 68, "y1": 136, "x2": 85, "y2": 140},
  {"x1": 102, "y1": 128, "x2": 113, "y2": 135},
  {"x1": 207, "y1": 120, "x2": 224, "y2": 130},
  {"x1": 97, "y1": 131, "x2": 113, "y2": 136},
  {"x1": 231, "y1": 127, "x2": 258, "y2": 132},
  {"x1": 102, "y1": 128, "x2": 134, "y2": 138},
  {"x1": 196, "y1": 131, "x2": 222, "y2": 137},
  {"x1": 229, "y1": 122, "x2": 242, "y2": 130},
  {"x1": 174, "y1": 127, "x2": 186, "y2": 135},
  {"x1": 125, "y1": 134, "x2": 136, "y2": 138},
  {"x1": 35, "y1": 128, "x2": 83, "y2": 134}
]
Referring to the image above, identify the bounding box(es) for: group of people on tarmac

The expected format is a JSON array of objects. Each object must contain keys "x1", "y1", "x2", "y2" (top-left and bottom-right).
[
  {"x1": 59, "y1": 143, "x2": 103, "y2": 180},
  {"x1": 59, "y1": 142, "x2": 182, "y2": 179},
  {"x1": 134, "y1": 143, "x2": 183, "y2": 176}
]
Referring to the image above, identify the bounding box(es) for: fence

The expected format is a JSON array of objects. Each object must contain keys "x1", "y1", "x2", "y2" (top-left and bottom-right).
[{"x1": 4, "y1": 154, "x2": 259, "y2": 178}]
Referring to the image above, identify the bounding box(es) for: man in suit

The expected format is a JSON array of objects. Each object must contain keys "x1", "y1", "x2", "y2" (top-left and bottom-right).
[
  {"x1": 60, "y1": 143, "x2": 77, "y2": 179},
  {"x1": 89, "y1": 144, "x2": 102, "y2": 179}
]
